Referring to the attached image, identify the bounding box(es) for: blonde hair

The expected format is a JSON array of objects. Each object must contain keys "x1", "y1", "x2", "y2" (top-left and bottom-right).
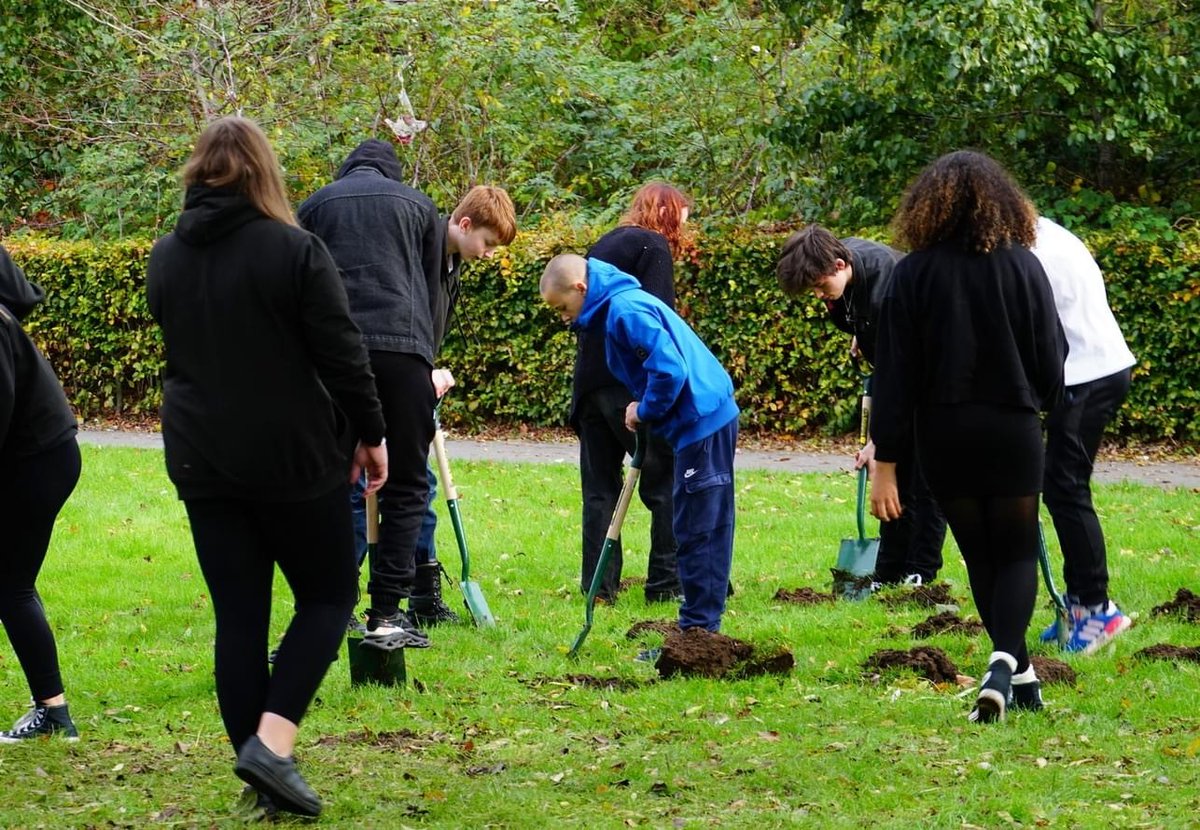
[
  {"x1": 182, "y1": 116, "x2": 296, "y2": 227},
  {"x1": 452, "y1": 185, "x2": 517, "y2": 244}
]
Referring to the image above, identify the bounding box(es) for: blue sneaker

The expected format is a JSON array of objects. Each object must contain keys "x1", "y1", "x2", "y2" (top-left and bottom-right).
[
  {"x1": 1064, "y1": 602, "x2": 1131, "y2": 654},
  {"x1": 1039, "y1": 616, "x2": 1064, "y2": 644}
]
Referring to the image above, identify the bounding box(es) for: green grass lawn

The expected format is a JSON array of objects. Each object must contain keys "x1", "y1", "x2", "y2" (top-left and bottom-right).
[{"x1": 1, "y1": 445, "x2": 1197, "y2": 828}]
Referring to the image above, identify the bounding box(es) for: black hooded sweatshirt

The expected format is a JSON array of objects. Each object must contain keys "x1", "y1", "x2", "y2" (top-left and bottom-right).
[
  {"x1": 0, "y1": 244, "x2": 77, "y2": 462},
  {"x1": 147, "y1": 186, "x2": 385, "y2": 502}
]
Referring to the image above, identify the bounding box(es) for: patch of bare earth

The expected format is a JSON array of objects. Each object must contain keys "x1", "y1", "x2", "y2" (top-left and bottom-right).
[
  {"x1": 875, "y1": 582, "x2": 957, "y2": 608},
  {"x1": 1135, "y1": 644, "x2": 1200, "y2": 663},
  {"x1": 1030, "y1": 655, "x2": 1076, "y2": 685},
  {"x1": 911, "y1": 611, "x2": 985, "y2": 638},
  {"x1": 626, "y1": 619, "x2": 681, "y2": 640},
  {"x1": 863, "y1": 646, "x2": 959, "y2": 684},
  {"x1": 654, "y1": 628, "x2": 794, "y2": 679},
  {"x1": 774, "y1": 587, "x2": 836, "y2": 605},
  {"x1": 1150, "y1": 587, "x2": 1200, "y2": 623}
]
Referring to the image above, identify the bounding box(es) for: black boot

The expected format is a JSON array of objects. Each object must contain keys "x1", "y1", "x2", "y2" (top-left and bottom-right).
[{"x1": 409, "y1": 562, "x2": 462, "y2": 627}]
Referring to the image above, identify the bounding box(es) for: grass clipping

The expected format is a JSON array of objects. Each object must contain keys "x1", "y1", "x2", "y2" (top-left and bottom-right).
[{"x1": 654, "y1": 628, "x2": 794, "y2": 679}]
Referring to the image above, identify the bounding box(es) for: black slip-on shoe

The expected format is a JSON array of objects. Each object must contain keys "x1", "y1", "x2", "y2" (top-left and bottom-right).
[{"x1": 234, "y1": 735, "x2": 321, "y2": 818}]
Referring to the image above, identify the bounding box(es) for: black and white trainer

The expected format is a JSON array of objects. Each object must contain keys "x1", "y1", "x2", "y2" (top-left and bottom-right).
[{"x1": 0, "y1": 701, "x2": 79, "y2": 742}]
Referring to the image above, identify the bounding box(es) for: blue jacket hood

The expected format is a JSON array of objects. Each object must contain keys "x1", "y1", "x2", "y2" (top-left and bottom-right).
[{"x1": 573, "y1": 258, "x2": 641, "y2": 332}]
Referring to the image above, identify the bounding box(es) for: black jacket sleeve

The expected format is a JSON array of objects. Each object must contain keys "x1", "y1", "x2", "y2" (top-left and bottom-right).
[
  {"x1": 0, "y1": 245, "x2": 44, "y2": 320},
  {"x1": 869, "y1": 259, "x2": 918, "y2": 463},
  {"x1": 297, "y1": 235, "x2": 387, "y2": 446}
]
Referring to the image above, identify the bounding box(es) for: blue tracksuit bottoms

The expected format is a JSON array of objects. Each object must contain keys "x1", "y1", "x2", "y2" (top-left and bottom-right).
[{"x1": 673, "y1": 417, "x2": 738, "y2": 631}]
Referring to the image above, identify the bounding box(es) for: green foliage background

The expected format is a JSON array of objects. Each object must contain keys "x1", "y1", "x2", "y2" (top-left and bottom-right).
[{"x1": 8, "y1": 221, "x2": 1198, "y2": 443}]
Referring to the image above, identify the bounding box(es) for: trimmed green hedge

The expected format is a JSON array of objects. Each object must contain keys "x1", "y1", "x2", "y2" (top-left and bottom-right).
[{"x1": 6, "y1": 223, "x2": 1199, "y2": 443}]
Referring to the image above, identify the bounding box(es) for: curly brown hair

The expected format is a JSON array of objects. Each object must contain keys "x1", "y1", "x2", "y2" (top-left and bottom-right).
[{"x1": 892, "y1": 151, "x2": 1036, "y2": 254}]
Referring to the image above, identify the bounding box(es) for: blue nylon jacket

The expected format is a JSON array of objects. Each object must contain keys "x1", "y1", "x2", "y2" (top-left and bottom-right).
[{"x1": 572, "y1": 258, "x2": 738, "y2": 451}]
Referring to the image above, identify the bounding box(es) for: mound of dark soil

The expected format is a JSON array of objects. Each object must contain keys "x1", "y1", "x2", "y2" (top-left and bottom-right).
[
  {"x1": 912, "y1": 611, "x2": 985, "y2": 638},
  {"x1": 863, "y1": 646, "x2": 959, "y2": 684},
  {"x1": 625, "y1": 619, "x2": 681, "y2": 640},
  {"x1": 875, "y1": 582, "x2": 957, "y2": 608},
  {"x1": 618, "y1": 576, "x2": 647, "y2": 593},
  {"x1": 1030, "y1": 655, "x2": 1076, "y2": 685},
  {"x1": 1150, "y1": 588, "x2": 1200, "y2": 623},
  {"x1": 655, "y1": 628, "x2": 794, "y2": 679},
  {"x1": 774, "y1": 587, "x2": 836, "y2": 605},
  {"x1": 1134, "y1": 644, "x2": 1200, "y2": 663}
]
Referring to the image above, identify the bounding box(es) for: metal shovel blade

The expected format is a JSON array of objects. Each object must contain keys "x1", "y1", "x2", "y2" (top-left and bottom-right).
[
  {"x1": 432, "y1": 419, "x2": 495, "y2": 627},
  {"x1": 832, "y1": 466, "x2": 879, "y2": 600},
  {"x1": 567, "y1": 432, "x2": 645, "y2": 659}
]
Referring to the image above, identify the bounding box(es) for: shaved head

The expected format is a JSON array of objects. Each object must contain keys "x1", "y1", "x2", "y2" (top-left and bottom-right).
[
  {"x1": 540, "y1": 254, "x2": 588, "y2": 296},
  {"x1": 540, "y1": 254, "x2": 589, "y2": 325}
]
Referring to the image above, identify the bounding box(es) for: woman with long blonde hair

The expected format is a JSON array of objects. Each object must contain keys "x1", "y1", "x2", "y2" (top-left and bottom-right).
[{"x1": 148, "y1": 116, "x2": 387, "y2": 816}]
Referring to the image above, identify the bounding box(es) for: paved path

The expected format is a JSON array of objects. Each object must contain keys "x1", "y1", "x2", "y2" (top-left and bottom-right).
[{"x1": 78, "y1": 429, "x2": 1200, "y2": 490}]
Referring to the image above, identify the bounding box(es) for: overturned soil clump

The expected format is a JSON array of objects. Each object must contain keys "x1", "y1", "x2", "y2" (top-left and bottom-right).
[
  {"x1": 626, "y1": 619, "x2": 681, "y2": 640},
  {"x1": 774, "y1": 587, "x2": 836, "y2": 605},
  {"x1": 1135, "y1": 644, "x2": 1200, "y2": 663},
  {"x1": 875, "y1": 582, "x2": 957, "y2": 608},
  {"x1": 1150, "y1": 588, "x2": 1200, "y2": 623},
  {"x1": 863, "y1": 646, "x2": 959, "y2": 684},
  {"x1": 912, "y1": 611, "x2": 985, "y2": 638},
  {"x1": 830, "y1": 569, "x2": 875, "y2": 597},
  {"x1": 655, "y1": 628, "x2": 794, "y2": 679},
  {"x1": 1030, "y1": 655, "x2": 1076, "y2": 685}
]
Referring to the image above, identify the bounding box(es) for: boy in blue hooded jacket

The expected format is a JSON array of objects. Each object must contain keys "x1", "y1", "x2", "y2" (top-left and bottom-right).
[{"x1": 540, "y1": 254, "x2": 739, "y2": 632}]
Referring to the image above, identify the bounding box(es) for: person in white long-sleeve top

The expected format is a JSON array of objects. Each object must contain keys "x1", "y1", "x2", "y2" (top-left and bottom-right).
[{"x1": 1031, "y1": 216, "x2": 1136, "y2": 654}]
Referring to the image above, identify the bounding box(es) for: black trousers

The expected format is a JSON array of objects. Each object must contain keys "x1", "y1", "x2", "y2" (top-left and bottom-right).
[
  {"x1": 1043, "y1": 367, "x2": 1132, "y2": 607},
  {"x1": 873, "y1": 449, "x2": 947, "y2": 584},
  {"x1": 184, "y1": 485, "x2": 358, "y2": 753},
  {"x1": 0, "y1": 438, "x2": 80, "y2": 702},
  {"x1": 576, "y1": 385, "x2": 680, "y2": 601},
  {"x1": 367, "y1": 350, "x2": 436, "y2": 613}
]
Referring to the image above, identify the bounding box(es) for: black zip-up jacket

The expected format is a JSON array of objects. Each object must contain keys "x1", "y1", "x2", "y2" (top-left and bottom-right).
[
  {"x1": 297, "y1": 140, "x2": 442, "y2": 365},
  {"x1": 147, "y1": 186, "x2": 385, "y2": 502},
  {"x1": 824, "y1": 237, "x2": 902, "y2": 366},
  {"x1": 0, "y1": 244, "x2": 77, "y2": 462},
  {"x1": 571, "y1": 226, "x2": 676, "y2": 423}
]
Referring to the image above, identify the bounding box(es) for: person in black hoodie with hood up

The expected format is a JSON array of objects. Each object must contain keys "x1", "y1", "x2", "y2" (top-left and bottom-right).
[
  {"x1": 298, "y1": 139, "x2": 444, "y2": 645},
  {"x1": 0, "y1": 244, "x2": 81, "y2": 744},
  {"x1": 147, "y1": 116, "x2": 387, "y2": 818}
]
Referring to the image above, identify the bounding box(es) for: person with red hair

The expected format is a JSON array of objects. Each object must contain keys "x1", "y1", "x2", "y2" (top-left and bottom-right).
[{"x1": 571, "y1": 183, "x2": 693, "y2": 605}]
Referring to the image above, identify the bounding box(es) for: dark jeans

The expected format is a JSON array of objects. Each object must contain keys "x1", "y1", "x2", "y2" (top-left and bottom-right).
[
  {"x1": 184, "y1": 485, "x2": 358, "y2": 753},
  {"x1": 874, "y1": 451, "x2": 947, "y2": 584},
  {"x1": 576, "y1": 385, "x2": 679, "y2": 601},
  {"x1": 0, "y1": 438, "x2": 80, "y2": 701},
  {"x1": 674, "y1": 418, "x2": 738, "y2": 632},
  {"x1": 367, "y1": 351, "x2": 436, "y2": 613},
  {"x1": 1043, "y1": 367, "x2": 1132, "y2": 607},
  {"x1": 352, "y1": 465, "x2": 438, "y2": 569}
]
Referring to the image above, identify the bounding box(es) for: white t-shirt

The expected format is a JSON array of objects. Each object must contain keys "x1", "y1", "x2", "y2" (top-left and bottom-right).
[{"x1": 1031, "y1": 217, "x2": 1136, "y2": 386}]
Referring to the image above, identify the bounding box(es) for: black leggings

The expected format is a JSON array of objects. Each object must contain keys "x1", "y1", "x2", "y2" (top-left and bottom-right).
[
  {"x1": 940, "y1": 495, "x2": 1039, "y2": 673},
  {"x1": 0, "y1": 438, "x2": 81, "y2": 701},
  {"x1": 184, "y1": 485, "x2": 358, "y2": 753}
]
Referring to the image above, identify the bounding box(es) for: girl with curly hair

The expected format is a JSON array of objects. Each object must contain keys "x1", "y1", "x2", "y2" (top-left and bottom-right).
[{"x1": 869, "y1": 151, "x2": 1066, "y2": 723}]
